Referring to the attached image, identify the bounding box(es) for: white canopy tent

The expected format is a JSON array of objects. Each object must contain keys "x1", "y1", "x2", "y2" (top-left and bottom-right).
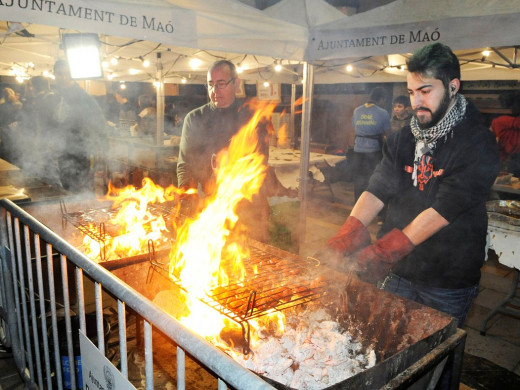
[
  {"x1": 309, "y1": 0, "x2": 520, "y2": 81},
  {"x1": 0, "y1": 0, "x2": 308, "y2": 84}
]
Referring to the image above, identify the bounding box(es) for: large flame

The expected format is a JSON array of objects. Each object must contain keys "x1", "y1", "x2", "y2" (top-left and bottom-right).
[
  {"x1": 81, "y1": 99, "x2": 287, "y2": 353},
  {"x1": 168, "y1": 100, "x2": 285, "y2": 347},
  {"x1": 82, "y1": 178, "x2": 193, "y2": 261}
]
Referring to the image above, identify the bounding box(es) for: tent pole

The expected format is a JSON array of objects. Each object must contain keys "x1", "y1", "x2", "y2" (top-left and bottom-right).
[
  {"x1": 290, "y1": 83, "x2": 296, "y2": 147},
  {"x1": 297, "y1": 62, "x2": 314, "y2": 256},
  {"x1": 156, "y1": 52, "x2": 165, "y2": 146}
]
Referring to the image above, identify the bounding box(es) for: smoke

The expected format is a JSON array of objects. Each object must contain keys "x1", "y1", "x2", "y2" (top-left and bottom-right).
[{"x1": 0, "y1": 82, "x2": 108, "y2": 198}]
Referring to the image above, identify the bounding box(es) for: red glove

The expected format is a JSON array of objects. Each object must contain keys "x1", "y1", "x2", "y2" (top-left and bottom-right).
[
  {"x1": 352, "y1": 228, "x2": 414, "y2": 284},
  {"x1": 326, "y1": 216, "x2": 371, "y2": 255}
]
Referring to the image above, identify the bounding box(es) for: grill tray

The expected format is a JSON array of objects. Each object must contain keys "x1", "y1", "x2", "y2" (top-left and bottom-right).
[
  {"x1": 148, "y1": 240, "x2": 327, "y2": 354},
  {"x1": 60, "y1": 200, "x2": 178, "y2": 261},
  {"x1": 487, "y1": 200, "x2": 520, "y2": 231}
]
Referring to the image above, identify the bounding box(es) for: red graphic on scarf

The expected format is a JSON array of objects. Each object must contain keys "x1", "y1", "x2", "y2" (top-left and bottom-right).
[{"x1": 417, "y1": 154, "x2": 434, "y2": 190}]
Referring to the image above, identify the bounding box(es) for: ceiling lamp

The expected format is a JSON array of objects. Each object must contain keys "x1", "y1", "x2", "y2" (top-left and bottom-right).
[
  {"x1": 189, "y1": 58, "x2": 202, "y2": 69},
  {"x1": 62, "y1": 33, "x2": 102, "y2": 79}
]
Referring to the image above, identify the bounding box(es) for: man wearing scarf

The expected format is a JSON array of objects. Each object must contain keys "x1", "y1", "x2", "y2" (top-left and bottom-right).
[{"x1": 326, "y1": 43, "x2": 500, "y2": 330}]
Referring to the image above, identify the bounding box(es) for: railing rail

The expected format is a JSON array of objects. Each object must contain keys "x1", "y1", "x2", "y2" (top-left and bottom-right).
[{"x1": 0, "y1": 198, "x2": 274, "y2": 390}]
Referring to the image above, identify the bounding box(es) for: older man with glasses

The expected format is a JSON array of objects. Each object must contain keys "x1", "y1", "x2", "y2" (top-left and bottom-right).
[{"x1": 176, "y1": 59, "x2": 272, "y2": 242}]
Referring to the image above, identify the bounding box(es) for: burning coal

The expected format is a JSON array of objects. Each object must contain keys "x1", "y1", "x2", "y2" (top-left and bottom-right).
[{"x1": 233, "y1": 307, "x2": 376, "y2": 389}]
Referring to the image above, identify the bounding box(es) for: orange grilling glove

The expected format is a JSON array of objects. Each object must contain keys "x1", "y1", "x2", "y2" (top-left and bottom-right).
[
  {"x1": 352, "y1": 228, "x2": 414, "y2": 284},
  {"x1": 326, "y1": 216, "x2": 371, "y2": 255}
]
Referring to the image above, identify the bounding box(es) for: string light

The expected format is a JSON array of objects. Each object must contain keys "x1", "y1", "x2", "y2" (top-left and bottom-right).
[
  {"x1": 119, "y1": 81, "x2": 126, "y2": 90},
  {"x1": 274, "y1": 60, "x2": 282, "y2": 72},
  {"x1": 181, "y1": 77, "x2": 187, "y2": 84},
  {"x1": 10, "y1": 64, "x2": 30, "y2": 83},
  {"x1": 236, "y1": 63, "x2": 244, "y2": 74},
  {"x1": 110, "y1": 57, "x2": 118, "y2": 66},
  {"x1": 129, "y1": 68, "x2": 139, "y2": 75},
  {"x1": 142, "y1": 58, "x2": 150, "y2": 68},
  {"x1": 346, "y1": 64, "x2": 353, "y2": 72},
  {"x1": 263, "y1": 81, "x2": 270, "y2": 87}
]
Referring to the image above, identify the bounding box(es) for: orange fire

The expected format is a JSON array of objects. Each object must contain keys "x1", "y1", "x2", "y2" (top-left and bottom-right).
[
  {"x1": 82, "y1": 178, "x2": 193, "y2": 261},
  {"x1": 168, "y1": 99, "x2": 286, "y2": 349},
  {"x1": 82, "y1": 99, "x2": 288, "y2": 353}
]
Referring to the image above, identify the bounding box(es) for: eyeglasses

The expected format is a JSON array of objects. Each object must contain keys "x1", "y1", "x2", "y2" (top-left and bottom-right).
[{"x1": 206, "y1": 78, "x2": 235, "y2": 91}]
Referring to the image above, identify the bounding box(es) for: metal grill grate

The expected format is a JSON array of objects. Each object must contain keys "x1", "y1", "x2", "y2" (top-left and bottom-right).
[
  {"x1": 60, "y1": 200, "x2": 178, "y2": 261},
  {"x1": 150, "y1": 241, "x2": 327, "y2": 354}
]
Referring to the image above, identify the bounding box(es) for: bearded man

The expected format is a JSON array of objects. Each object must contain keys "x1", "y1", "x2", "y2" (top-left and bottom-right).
[{"x1": 326, "y1": 43, "x2": 499, "y2": 328}]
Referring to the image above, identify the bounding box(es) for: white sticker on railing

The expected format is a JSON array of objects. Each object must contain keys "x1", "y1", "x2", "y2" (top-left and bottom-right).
[{"x1": 79, "y1": 330, "x2": 136, "y2": 390}]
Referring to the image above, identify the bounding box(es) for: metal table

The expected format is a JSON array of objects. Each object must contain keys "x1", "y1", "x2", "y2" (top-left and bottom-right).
[{"x1": 481, "y1": 202, "x2": 520, "y2": 335}]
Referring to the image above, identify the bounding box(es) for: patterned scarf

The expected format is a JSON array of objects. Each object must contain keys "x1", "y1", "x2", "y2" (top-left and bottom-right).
[{"x1": 410, "y1": 94, "x2": 468, "y2": 186}]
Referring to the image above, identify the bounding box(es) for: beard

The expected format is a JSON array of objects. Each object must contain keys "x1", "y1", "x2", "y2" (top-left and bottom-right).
[{"x1": 414, "y1": 90, "x2": 452, "y2": 130}]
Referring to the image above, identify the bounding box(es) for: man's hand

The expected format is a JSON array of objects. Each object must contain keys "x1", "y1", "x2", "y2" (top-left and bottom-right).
[
  {"x1": 351, "y1": 228, "x2": 414, "y2": 284},
  {"x1": 326, "y1": 216, "x2": 371, "y2": 255}
]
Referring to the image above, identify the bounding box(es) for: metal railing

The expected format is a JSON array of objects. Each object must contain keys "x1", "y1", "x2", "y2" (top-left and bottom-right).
[{"x1": 0, "y1": 198, "x2": 274, "y2": 390}]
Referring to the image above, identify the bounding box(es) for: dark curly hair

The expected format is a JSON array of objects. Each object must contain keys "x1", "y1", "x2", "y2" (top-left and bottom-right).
[{"x1": 407, "y1": 43, "x2": 460, "y2": 90}]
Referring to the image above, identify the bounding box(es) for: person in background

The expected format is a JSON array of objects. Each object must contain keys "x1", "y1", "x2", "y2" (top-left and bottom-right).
[
  {"x1": 0, "y1": 86, "x2": 23, "y2": 163},
  {"x1": 105, "y1": 89, "x2": 137, "y2": 134},
  {"x1": 53, "y1": 59, "x2": 108, "y2": 193},
  {"x1": 351, "y1": 86, "x2": 391, "y2": 201},
  {"x1": 177, "y1": 60, "x2": 280, "y2": 242},
  {"x1": 132, "y1": 94, "x2": 157, "y2": 138},
  {"x1": 17, "y1": 76, "x2": 60, "y2": 182},
  {"x1": 390, "y1": 94, "x2": 413, "y2": 134},
  {"x1": 490, "y1": 91, "x2": 520, "y2": 177},
  {"x1": 164, "y1": 101, "x2": 182, "y2": 136}
]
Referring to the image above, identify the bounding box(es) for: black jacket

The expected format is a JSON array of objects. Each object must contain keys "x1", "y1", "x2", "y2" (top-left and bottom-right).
[{"x1": 367, "y1": 101, "x2": 500, "y2": 288}]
